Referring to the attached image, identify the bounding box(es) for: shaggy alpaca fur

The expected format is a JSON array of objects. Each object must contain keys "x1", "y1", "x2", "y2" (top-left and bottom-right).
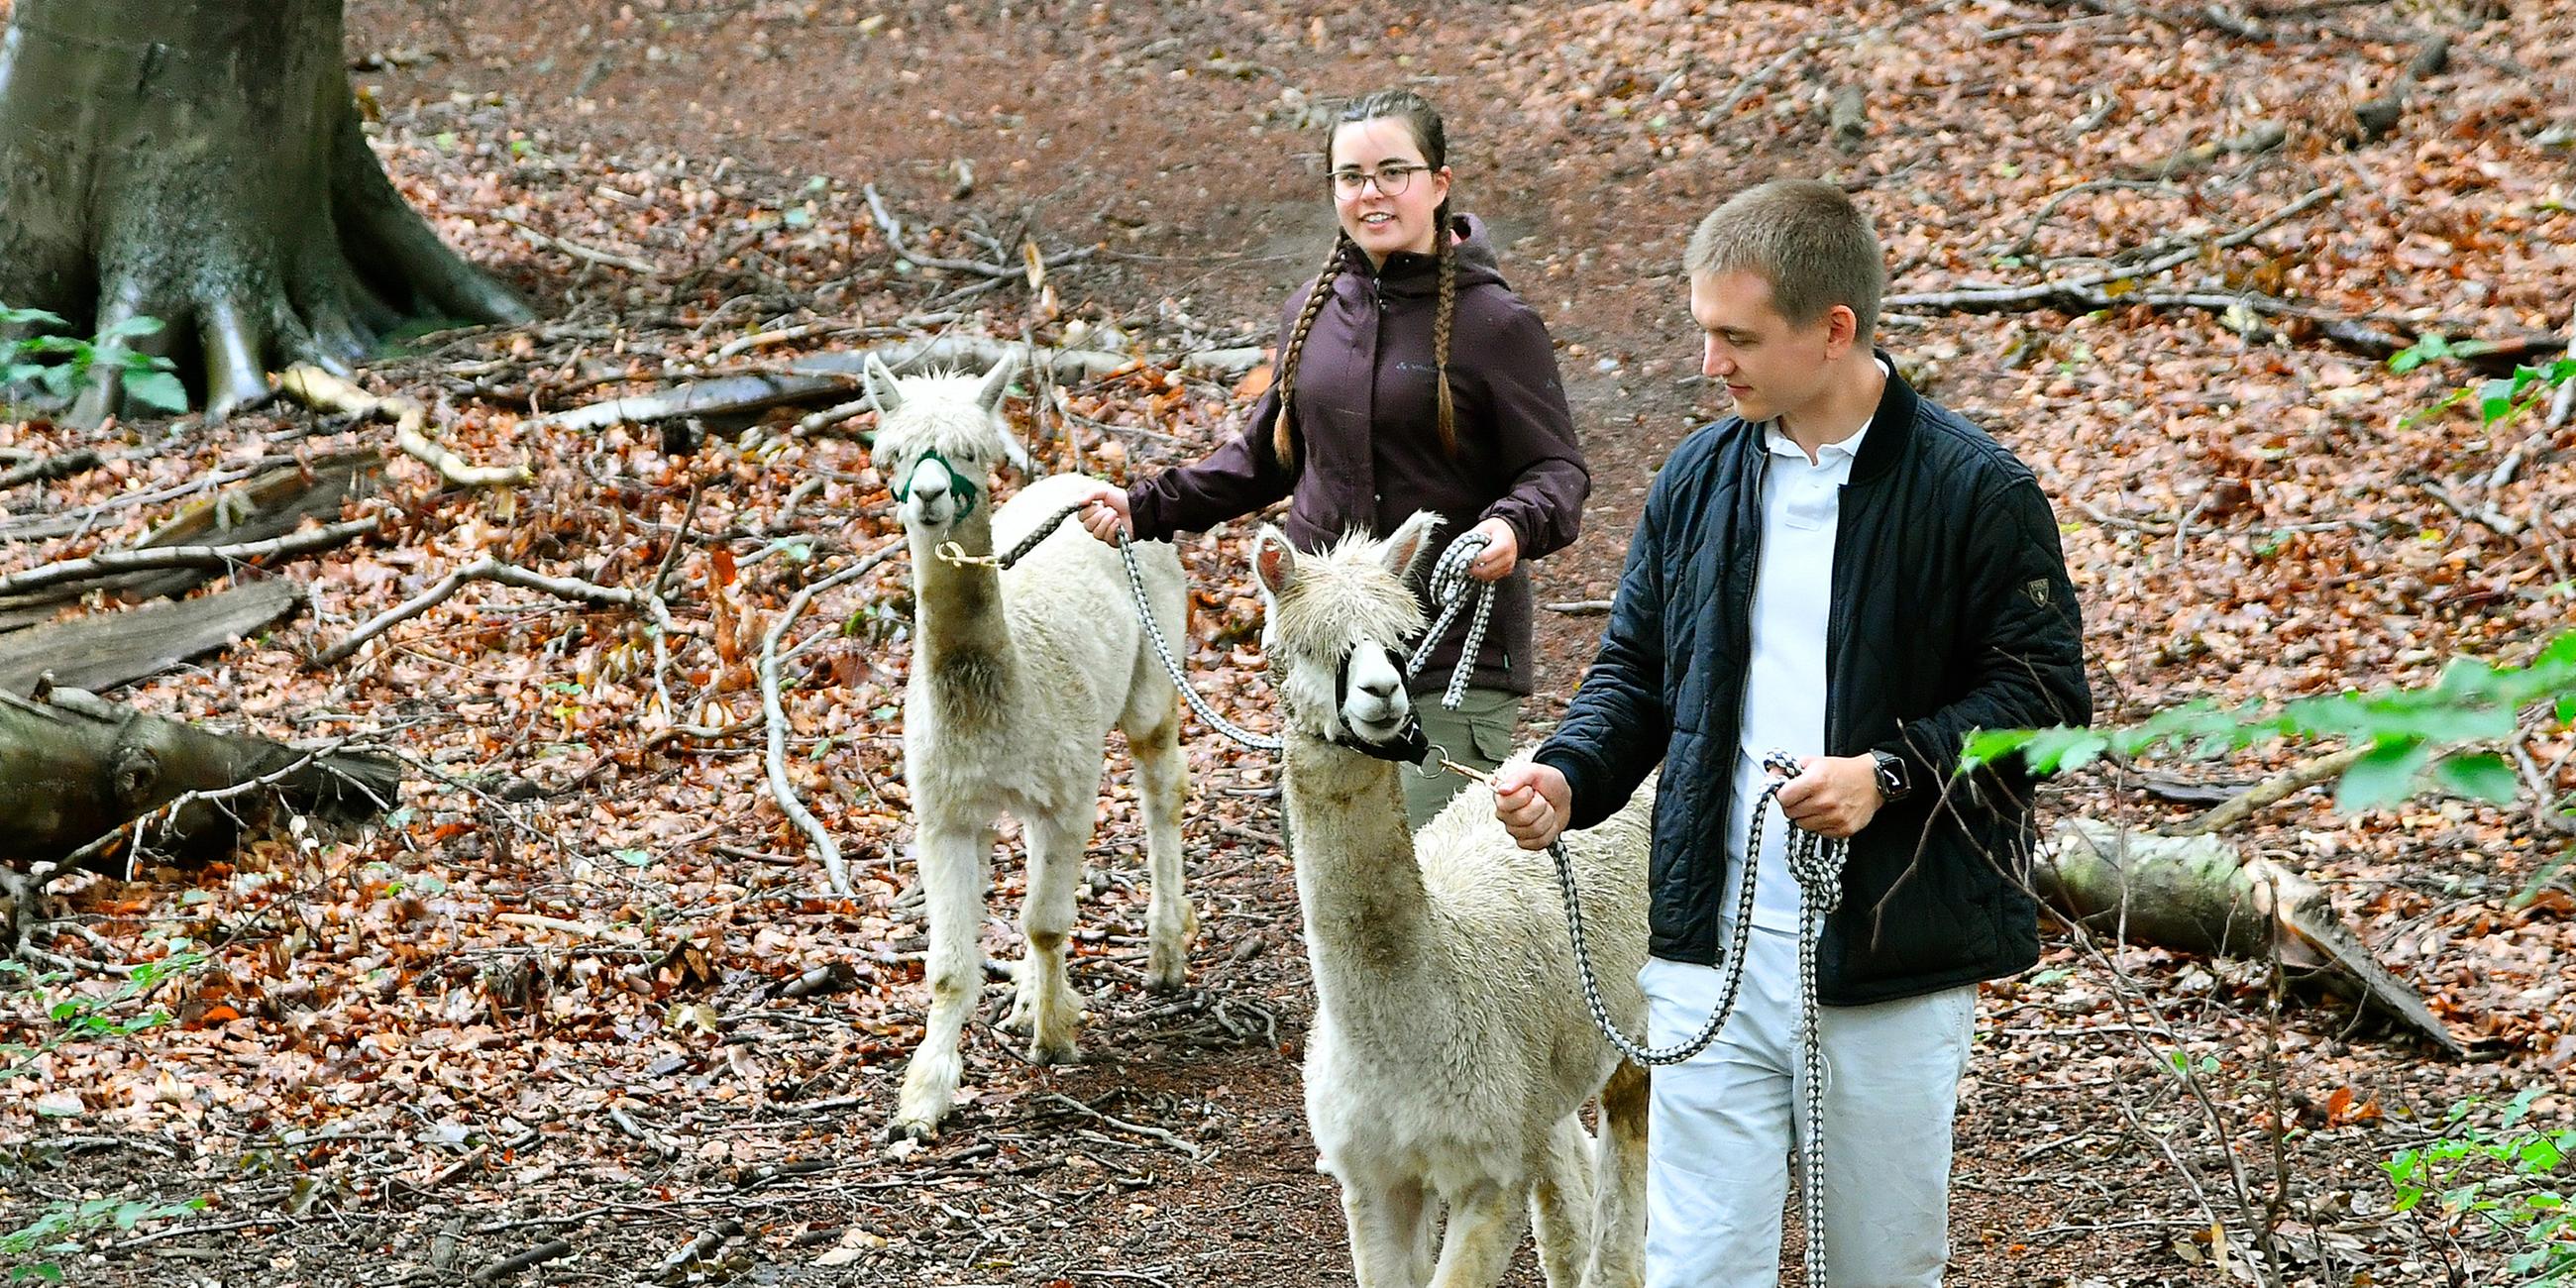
[
  {"x1": 1253, "y1": 514, "x2": 1651, "y2": 1288},
  {"x1": 870, "y1": 354, "x2": 1195, "y2": 1140}
]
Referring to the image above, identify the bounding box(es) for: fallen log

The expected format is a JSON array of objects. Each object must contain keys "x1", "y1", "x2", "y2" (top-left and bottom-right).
[
  {"x1": 0, "y1": 515, "x2": 378, "y2": 599},
  {"x1": 533, "y1": 334, "x2": 1262, "y2": 432},
  {"x1": 0, "y1": 581, "x2": 304, "y2": 697},
  {"x1": 0, "y1": 449, "x2": 379, "y2": 618},
  {"x1": 0, "y1": 449, "x2": 103, "y2": 490},
  {"x1": 0, "y1": 685, "x2": 398, "y2": 871},
  {"x1": 2040, "y1": 817, "x2": 2466, "y2": 1054}
]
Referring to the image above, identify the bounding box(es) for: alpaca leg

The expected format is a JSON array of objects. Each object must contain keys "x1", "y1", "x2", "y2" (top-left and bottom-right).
[
  {"x1": 1342, "y1": 1175, "x2": 1435, "y2": 1288},
  {"x1": 1530, "y1": 1115, "x2": 1599, "y2": 1288},
  {"x1": 1427, "y1": 1183, "x2": 1529, "y2": 1288},
  {"x1": 1580, "y1": 1062, "x2": 1651, "y2": 1288},
  {"x1": 1010, "y1": 809, "x2": 1089, "y2": 1065},
  {"x1": 1125, "y1": 697, "x2": 1195, "y2": 991},
  {"x1": 891, "y1": 822, "x2": 988, "y2": 1138}
]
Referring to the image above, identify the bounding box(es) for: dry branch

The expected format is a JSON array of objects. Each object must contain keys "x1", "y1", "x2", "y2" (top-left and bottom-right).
[
  {"x1": 2173, "y1": 744, "x2": 2371, "y2": 835},
  {"x1": 279, "y1": 365, "x2": 530, "y2": 487},
  {"x1": 862, "y1": 182, "x2": 1095, "y2": 280},
  {"x1": 760, "y1": 539, "x2": 905, "y2": 898},
  {"x1": 314, "y1": 555, "x2": 681, "y2": 668},
  {"x1": 0, "y1": 449, "x2": 103, "y2": 490},
  {"x1": 534, "y1": 333, "x2": 1253, "y2": 433},
  {"x1": 0, "y1": 516, "x2": 378, "y2": 598}
]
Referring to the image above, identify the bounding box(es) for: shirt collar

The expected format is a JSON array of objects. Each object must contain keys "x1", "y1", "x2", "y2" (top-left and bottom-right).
[{"x1": 1759, "y1": 357, "x2": 1891, "y2": 465}]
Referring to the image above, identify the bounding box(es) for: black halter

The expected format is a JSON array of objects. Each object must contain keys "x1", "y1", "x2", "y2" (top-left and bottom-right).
[{"x1": 1328, "y1": 647, "x2": 1432, "y2": 763}]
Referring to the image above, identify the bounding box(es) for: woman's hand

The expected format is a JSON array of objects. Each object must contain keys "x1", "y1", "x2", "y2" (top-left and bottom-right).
[
  {"x1": 1465, "y1": 517, "x2": 1519, "y2": 581},
  {"x1": 1072, "y1": 480, "x2": 1133, "y2": 543}
]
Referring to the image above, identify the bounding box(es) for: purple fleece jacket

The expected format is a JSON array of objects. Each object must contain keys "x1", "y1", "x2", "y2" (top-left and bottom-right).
[{"x1": 1126, "y1": 214, "x2": 1588, "y2": 698}]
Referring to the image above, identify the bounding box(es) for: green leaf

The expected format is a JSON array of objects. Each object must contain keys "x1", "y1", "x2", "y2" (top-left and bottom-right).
[
  {"x1": 2335, "y1": 737, "x2": 2432, "y2": 811},
  {"x1": 119, "y1": 370, "x2": 187, "y2": 413},
  {"x1": 1957, "y1": 727, "x2": 2036, "y2": 774},
  {"x1": 2390, "y1": 333, "x2": 2453, "y2": 373},
  {"x1": 0, "y1": 304, "x2": 70, "y2": 329},
  {"x1": 2480, "y1": 376, "x2": 2519, "y2": 423},
  {"x1": 95, "y1": 315, "x2": 164, "y2": 345},
  {"x1": 2431, "y1": 753, "x2": 2522, "y2": 805}
]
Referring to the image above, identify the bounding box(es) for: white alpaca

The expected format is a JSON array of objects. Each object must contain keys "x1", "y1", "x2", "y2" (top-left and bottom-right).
[
  {"x1": 868, "y1": 353, "x2": 1195, "y2": 1140},
  {"x1": 1250, "y1": 513, "x2": 1651, "y2": 1288}
]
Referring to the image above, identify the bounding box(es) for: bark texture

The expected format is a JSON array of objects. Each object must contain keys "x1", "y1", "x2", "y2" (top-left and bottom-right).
[
  {"x1": 0, "y1": 0, "x2": 534, "y2": 423},
  {"x1": 0, "y1": 686, "x2": 398, "y2": 870}
]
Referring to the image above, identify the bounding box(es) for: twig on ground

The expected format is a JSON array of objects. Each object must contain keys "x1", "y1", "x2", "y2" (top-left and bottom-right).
[
  {"x1": 0, "y1": 515, "x2": 379, "y2": 598},
  {"x1": 499, "y1": 214, "x2": 666, "y2": 276},
  {"x1": 1038, "y1": 1092, "x2": 1204, "y2": 1160},
  {"x1": 2174, "y1": 744, "x2": 2372, "y2": 835},
  {"x1": 315, "y1": 555, "x2": 681, "y2": 668},
  {"x1": 280, "y1": 365, "x2": 530, "y2": 487},
  {"x1": 472, "y1": 1237, "x2": 575, "y2": 1283},
  {"x1": 761, "y1": 539, "x2": 906, "y2": 897}
]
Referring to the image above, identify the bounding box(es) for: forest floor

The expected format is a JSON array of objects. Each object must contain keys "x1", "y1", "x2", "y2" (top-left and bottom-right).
[{"x1": 4, "y1": 2, "x2": 2575, "y2": 1285}]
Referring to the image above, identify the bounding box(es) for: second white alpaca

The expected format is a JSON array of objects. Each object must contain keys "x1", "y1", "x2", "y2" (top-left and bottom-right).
[{"x1": 1251, "y1": 512, "x2": 1651, "y2": 1288}]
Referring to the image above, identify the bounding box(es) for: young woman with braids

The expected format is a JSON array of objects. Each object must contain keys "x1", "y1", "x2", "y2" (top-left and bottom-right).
[{"x1": 1071, "y1": 89, "x2": 1588, "y2": 827}]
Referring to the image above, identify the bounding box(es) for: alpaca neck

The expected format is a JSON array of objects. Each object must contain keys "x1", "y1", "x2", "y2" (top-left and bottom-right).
[
  {"x1": 909, "y1": 511, "x2": 1017, "y2": 722},
  {"x1": 1281, "y1": 730, "x2": 1434, "y2": 992}
]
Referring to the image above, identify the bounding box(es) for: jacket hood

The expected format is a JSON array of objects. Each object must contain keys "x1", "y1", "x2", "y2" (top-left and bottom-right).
[{"x1": 1339, "y1": 213, "x2": 1505, "y2": 297}]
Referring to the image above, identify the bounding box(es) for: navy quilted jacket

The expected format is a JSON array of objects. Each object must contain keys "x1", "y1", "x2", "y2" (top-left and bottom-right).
[{"x1": 1533, "y1": 362, "x2": 2091, "y2": 1004}]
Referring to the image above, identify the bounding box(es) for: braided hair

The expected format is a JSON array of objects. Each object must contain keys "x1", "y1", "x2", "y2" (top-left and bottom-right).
[{"x1": 1273, "y1": 88, "x2": 1460, "y2": 469}]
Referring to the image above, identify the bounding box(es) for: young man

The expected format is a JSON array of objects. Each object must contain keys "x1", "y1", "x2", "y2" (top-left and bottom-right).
[{"x1": 1493, "y1": 180, "x2": 2091, "y2": 1285}]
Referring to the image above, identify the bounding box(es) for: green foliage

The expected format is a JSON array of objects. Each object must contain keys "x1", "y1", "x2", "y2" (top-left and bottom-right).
[
  {"x1": 2383, "y1": 1089, "x2": 2576, "y2": 1283},
  {"x1": 0, "y1": 950, "x2": 207, "y2": 1080},
  {"x1": 0, "y1": 1193, "x2": 208, "y2": 1282},
  {"x1": 1, "y1": 304, "x2": 188, "y2": 415},
  {"x1": 0, "y1": 953, "x2": 212, "y2": 1282},
  {"x1": 1959, "y1": 629, "x2": 2575, "y2": 814},
  {"x1": 2389, "y1": 336, "x2": 2576, "y2": 433}
]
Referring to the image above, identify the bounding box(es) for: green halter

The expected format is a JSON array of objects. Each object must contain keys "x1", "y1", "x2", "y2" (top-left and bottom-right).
[{"x1": 889, "y1": 448, "x2": 980, "y2": 520}]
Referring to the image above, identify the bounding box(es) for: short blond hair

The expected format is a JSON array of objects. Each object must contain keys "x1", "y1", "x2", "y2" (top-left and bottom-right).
[{"x1": 1684, "y1": 180, "x2": 1885, "y2": 342}]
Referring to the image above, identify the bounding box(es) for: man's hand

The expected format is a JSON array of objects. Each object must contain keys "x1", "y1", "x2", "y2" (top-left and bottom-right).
[
  {"x1": 1492, "y1": 760, "x2": 1571, "y2": 851},
  {"x1": 1774, "y1": 755, "x2": 1882, "y2": 839},
  {"x1": 1464, "y1": 517, "x2": 1520, "y2": 582},
  {"x1": 1071, "y1": 480, "x2": 1132, "y2": 543}
]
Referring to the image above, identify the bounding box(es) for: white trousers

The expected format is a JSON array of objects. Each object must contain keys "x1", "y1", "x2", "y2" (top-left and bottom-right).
[{"x1": 1641, "y1": 929, "x2": 1978, "y2": 1288}]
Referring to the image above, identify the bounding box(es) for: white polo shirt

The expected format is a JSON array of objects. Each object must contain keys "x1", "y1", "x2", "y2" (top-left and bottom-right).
[{"x1": 1722, "y1": 376, "x2": 1880, "y2": 935}]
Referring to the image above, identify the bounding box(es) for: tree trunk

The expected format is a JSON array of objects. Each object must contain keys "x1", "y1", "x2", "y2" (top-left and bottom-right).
[
  {"x1": 0, "y1": 0, "x2": 535, "y2": 424},
  {"x1": 0, "y1": 685, "x2": 398, "y2": 870},
  {"x1": 2042, "y1": 818, "x2": 2467, "y2": 1055}
]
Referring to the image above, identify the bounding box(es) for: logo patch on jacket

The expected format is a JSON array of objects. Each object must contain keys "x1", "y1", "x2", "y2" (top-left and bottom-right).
[{"x1": 2023, "y1": 578, "x2": 2053, "y2": 607}]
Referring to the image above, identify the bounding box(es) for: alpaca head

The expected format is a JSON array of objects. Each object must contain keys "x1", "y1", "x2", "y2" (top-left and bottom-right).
[
  {"x1": 1249, "y1": 511, "x2": 1439, "y2": 752},
  {"x1": 865, "y1": 352, "x2": 1031, "y2": 533}
]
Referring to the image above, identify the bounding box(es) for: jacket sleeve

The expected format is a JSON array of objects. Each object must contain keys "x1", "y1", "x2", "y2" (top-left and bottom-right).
[
  {"x1": 1125, "y1": 383, "x2": 1293, "y2": 543},
  {"x1": 1877, "y1": 468, "x2": 2093, "y2": 798},
  {"x1": 1469, "y1": 300, "x2": 1588, "y2": 560},
  {"x1": 1532, "y1": 462, "x2": 1674, "y2": 830},
  {"x1": 1126, "y1": 293, "x2": 1305, "y2": 543}
]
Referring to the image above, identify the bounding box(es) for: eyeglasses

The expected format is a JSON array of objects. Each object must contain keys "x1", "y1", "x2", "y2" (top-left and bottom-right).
[{"x1": 1329, "y1": 162, "x2": 1429, "y2": 198}]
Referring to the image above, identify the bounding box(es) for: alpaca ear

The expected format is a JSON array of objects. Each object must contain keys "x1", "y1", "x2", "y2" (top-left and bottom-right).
[
  {"x1": 1251, "y1": 525, "x2": 1298, "y2": 599},
  {"x1": 1000, "y1": 432, "x2": 1032, "y2": 475},
  {"x1": 1378, "y1": 510, "x2": 1443, "y2": 581},
  {"x1": 975, "y1": 352, "x2": 1022, "y2": 414},
  {"x1": 863, "y1": 353, "x2": 904, "y2": 416}
]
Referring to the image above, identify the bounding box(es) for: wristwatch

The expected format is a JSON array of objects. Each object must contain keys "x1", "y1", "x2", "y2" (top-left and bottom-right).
[{"x1": 1869, "y1": 750, "x2": 1912, "y2": 805}]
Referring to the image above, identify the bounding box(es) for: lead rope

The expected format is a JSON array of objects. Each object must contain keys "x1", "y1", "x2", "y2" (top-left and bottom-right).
[
  {"x1": 1545, "y1": 749, "x2": 1846, "y2": 1288},
  {"x1": 1404, "y1": 532, "x2": 1496, "y2": 709}
]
